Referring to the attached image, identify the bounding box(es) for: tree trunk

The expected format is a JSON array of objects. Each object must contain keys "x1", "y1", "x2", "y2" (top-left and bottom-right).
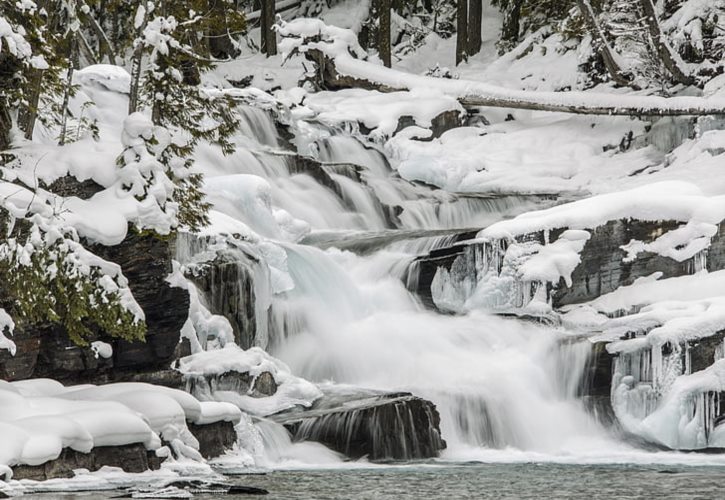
[
  {"x1": 456, "y1": 0, "x2": 468, "y2": 65},
  {"x1": 576, "y1": 0, "x2": 632, "y2": 87},
  {"x1": 128, "y1": 45, "x2": 144, "y2": 114},
  {"x1": 79, "y1": 0, "x2": 118, "y2": 65},
  {"x1": 18, "y1": 69, "x2": 43, "y2": 141},
  {"x1": 499, "y1": 0, "x2": 523, "y2": 52},
  {"x1": 261, "y1": 0, "x2": 277, "y2": 56},
  {"x1": 639, "y1": 0, "x2": 693, "y2": 85},
  {"x1": 378, "y1": 0, "x2": 392, "y2": 67},
  {"x1": 59, "y1": 36, "x2": 77, "y2": 146},
  {"x1": 468, "y1": 0, "x2": 482, "y2": 57},
  {"x1": 0, "y1": 104, "x2": 11, "y2": 154}
]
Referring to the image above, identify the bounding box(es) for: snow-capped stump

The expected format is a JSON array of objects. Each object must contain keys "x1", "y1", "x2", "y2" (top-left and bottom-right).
[{"x1": 270, "y1": 388, "x2": 446, "y2": 461}]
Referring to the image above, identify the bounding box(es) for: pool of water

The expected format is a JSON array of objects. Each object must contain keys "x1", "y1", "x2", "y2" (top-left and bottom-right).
[{"x1": 21, "y1": 463, "x2": 725, "y2": 499}]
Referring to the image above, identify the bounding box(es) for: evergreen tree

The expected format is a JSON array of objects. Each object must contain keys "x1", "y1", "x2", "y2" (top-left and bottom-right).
[{"x1": 124, "y1": 0, "x2": 240, "y2": 232}]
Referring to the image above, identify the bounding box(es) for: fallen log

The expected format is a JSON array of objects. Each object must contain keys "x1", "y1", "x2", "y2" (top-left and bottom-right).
[
  {"x1": 247, "y1": 0, "x2": 302, "y2": 22},
  {"x1": 278, "y1": 19, "x2": 725, "y2": 117}
]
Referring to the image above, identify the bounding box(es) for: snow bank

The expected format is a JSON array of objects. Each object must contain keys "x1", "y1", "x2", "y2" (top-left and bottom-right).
[
  {"x1": 480, "y1": 181, "x2": 725, "y2": 242},
  {"x1": 302, "y1": 87, "x2": 464, "y2": 138},
  {"x1": 0, "y1": 379, "x2": 240, "y2": 479}
]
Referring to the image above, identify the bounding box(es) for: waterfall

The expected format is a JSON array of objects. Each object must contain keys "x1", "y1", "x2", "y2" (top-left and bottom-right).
[
  {"x1": 267, "y1": 239, "x2": 620, "y2": 457},
  {"x1": 193, "y1": 101, "x2": 646, "y2": 464}
]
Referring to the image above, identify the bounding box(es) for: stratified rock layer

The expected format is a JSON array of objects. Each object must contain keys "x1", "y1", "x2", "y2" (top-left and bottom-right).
[{"x1": 272, "y1": 389, "x2": 445, "y2": 461}]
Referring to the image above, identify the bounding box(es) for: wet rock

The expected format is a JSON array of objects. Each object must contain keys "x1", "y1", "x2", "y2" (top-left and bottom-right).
[
  {"x1": 551, "y1": 219, "x2": 713, "y2": 308},
  {"x1": 188, "y1": 421, "x2": 238, "y2": 459},
  {"x1": 580, "y1": 342, "x2": 614, "y2": 398},
  {"x1": 186, "y1": 248, "x2": 263, "y2": 350},
  {"x1": 185, "y1": 370, "x2": 277, "y2": 400},
  {"x1": 0, "y1": 327, "x2": 41, "y2": 380},
  {"x1": 45, "y1": 175, "x2": 103, "y2": 200},
  {"x1": 409, "y1": 230, "x2": 479, "y2": 309},
  {"x1": 272, "y1": 388, "x2": 446, "y2": 461},
  {"x1": 163, "y1": 481, "x2": 269, "y2": 495},
  {"x1": 252, "y1": 371, "x2": 277, "y2": 397},
  {"x1": 578, "y1": 341, "x2": 617, "y2": 427},
  {"x1": 689, "y1": 331, "x2": 725, "y2": 374},
  {"x1": 11, "y1": 444, "x2": 160, "y2": 481}
]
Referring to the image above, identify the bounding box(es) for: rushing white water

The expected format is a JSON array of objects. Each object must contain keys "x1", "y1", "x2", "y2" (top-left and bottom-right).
[
  {"x1": 201, "y1": 105, "x2": 721, "y2": 464},
  {"x1": 265, "y1": 242, "x2": 623, "y2": 458}
]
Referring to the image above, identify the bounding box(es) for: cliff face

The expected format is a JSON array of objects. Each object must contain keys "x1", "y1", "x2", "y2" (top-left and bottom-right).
[{"x1": 0, "y1": 229, "x2": 190, "y2": 385}]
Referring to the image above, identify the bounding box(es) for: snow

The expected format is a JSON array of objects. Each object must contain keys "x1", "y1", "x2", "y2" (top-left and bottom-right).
[
  {"x1": 301, "y1": 87, "x2": 464, "y2": 139},
  {"x1": 90, "y1": 341, "x2": 113, "y2": 359},
  {"x1": 0, "y1": 377, "x2": 248, "y2": 479},
  {"x1": 278, "y1": 18, "x2": 725, "y2": 115},
  {"x1": 176, "y1": 344, "x2": 322, "y2": 416},
  {"x1": 519, "y1": 230, "x2": 590, "y2": 287}
]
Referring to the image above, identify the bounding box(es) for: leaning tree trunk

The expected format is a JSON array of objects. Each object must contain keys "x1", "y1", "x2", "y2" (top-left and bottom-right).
[
  {"x1": 378, "y1": 0, "x2": 392, "y2": 67},
  {"x1": 79, "y1": 0, "x2": 118, "y2": 65},
  {"x1": 576, "y1": 0, "x2": 632, "y2": 87},
  {"x1": 456, "y1": 0, "x2": 468, "y2": 65},
  {"x1": 468, "y1": 0, "x2": 482, "y2": 57},
  {"x1": 59, "y1": 35, "x2": 78, "y2": 146},
  {"x1": 499, "y1": 0, "x2": 523, "y2": 53},
  {"x1": 261, "y1": 0, "x2": 277, "y2": 56},
  {"x1": 638, "y1": 0, "x2": 693, "y2": 85},
  {"x1": 0, "y1": 105, "x2": 10, "y2": 154},
  {"x1": 0, "y1": 52, "x2": 17, "y2": 152}
]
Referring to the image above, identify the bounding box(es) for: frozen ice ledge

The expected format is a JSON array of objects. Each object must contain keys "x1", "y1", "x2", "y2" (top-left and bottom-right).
[{"x1": 408, "y1": 183, "x2": 725, "y2": 451}]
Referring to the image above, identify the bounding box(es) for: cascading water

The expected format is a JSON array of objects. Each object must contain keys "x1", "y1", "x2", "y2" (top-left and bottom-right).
[
  {"x1": 196, "y1": 103, "x2": 657, "y2": 464},
  {"x1": 267, "y1": 242, "x2": 624, "y2": 458}
]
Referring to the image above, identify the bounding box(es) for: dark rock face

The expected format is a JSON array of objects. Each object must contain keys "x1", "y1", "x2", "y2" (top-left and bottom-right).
[
  {"x1": 10, "y1": 444, "x2": 160, "y2": 481},
  {"x1": 408, "y1": 230, "x2": 479, "y2": 309},
  {"x1": 690, "y1": 331, "x2": 725, "y2": 374},
  {"x1": 551, "y1": 219, "x2": 717, "y2": 308},
  {"x1": 186, "y1": 245, "x2": 269, "y2": 350},
  {"x1": 272, "y1": 389, "x2": 446, "y2": 461},
  {"x1": 579, "y1": 341, "x2": 617, "y2": 426},
  {"x1": 0, "y1": 327, "x2": 41, "y2": 380},
  {"x1": 707, "y1": 222, "x2": 725, "y2": 273},
  {"x1": 0, "y1": 228, "x2": 190, "y2": 384},
  {"x1": 411, "y1": 219, "x2": 725, "y2": 313},
  {"x1": 94, "y1": 231, "x2": 190, "y2": 372},
  {"x1": 189, "y1": 421, "x2": 238, "y2": 459}
]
